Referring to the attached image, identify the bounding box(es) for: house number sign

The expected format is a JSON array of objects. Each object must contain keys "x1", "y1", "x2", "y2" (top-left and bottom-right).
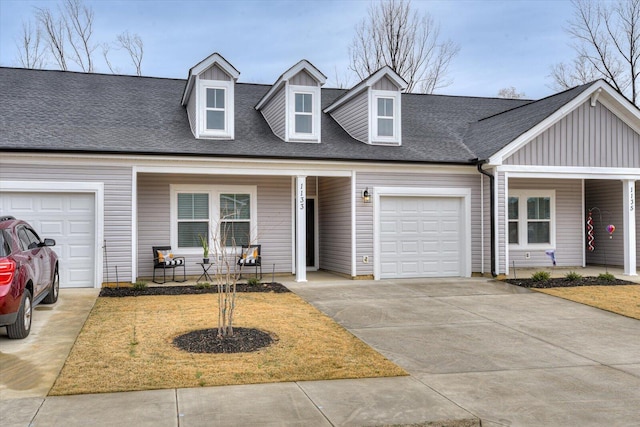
[
  {"x1": 299, "y1": 181, "x2": 305, "y2": 210},
  {"x1": 630, "y1": 185, "x2": 635, "y2": 212}
]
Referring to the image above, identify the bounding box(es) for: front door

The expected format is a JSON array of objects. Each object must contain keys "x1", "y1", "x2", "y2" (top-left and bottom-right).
[{"x1": 306, "y1": 199, "x2": 315, "y2": 268}]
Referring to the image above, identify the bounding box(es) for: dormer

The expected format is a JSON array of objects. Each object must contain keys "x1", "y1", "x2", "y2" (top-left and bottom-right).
[
  {"x1": 324, "y1": 66, "x2": 407, "y2": 146},
  {"x1": 255, "y1": 60, "x2": 326, "y2": 143},
  {"x1": 182, "y1": 53, "x2": 240, "y2": 140}
]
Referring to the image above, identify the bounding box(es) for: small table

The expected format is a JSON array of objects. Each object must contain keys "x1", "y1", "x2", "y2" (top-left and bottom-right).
[{"x1": 196, "y1": 262, "x2": 213, "y2": 283}]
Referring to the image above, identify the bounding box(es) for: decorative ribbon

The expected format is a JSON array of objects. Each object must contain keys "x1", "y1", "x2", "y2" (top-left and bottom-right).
[{"x1": 587, "y1": 211, "x2": 595, "y2": 251}]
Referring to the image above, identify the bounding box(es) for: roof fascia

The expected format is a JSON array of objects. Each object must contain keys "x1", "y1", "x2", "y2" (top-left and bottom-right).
[
  {"x1": 255, "y1": 60, "x2": 327, "y2": 110},
  {"x1": 324, "y1": 66, "x2": 407, "y2": 113},
  {"x1": 487, "y1": 81, "x2": 627, "y2": 165},
  {"x1": 181, "y1": 52, "x2": 240, "y2": 106}
]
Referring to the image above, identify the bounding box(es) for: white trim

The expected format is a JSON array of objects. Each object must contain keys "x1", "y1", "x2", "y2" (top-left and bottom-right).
[
  {"x1": 507, "y1": 189, "x2": 557, "y2": 250},
  {"x1": 372, "y1": 186, "x2": 472, "y2": 280},
  {"x1": 369, "y1": 90, "x2": 401, "y2": 145},
  {"x1": 295, "y1": 176, "x2": 307, "y2": 282},
  {"x1": 480, "y1": 173, "x2": 485, "y2": 274},
  {"x1": 182, "y1": 52, "x2": 240, "y2": 106},
  {"x1": 0, "y1": 180, "x2": 104, "y2": 289},
  {"x1": 131, "y1": 167, "x2": 138, "y2": 282},
  {"x1": 169, "y1": 184, "x2": 258, "y2": 255},
  {"x1": 495, "y1": 170, "x2": 501, "y2": 275},
  {"x1": 504, "y1": 172, "x2": 509, "y2": 275},
  {"x1": 351, "y1": 171, "x2": 357, "y2": 277},
  {"x1": 287, "y1": 85, "x2": 321, "y2": 142},
  {"x1": 255, "y1": 60, "x2": 326, "y2": 111},
  {"x1": 291, "y1": 177, "x2": 296, "y2": 274},
  {"x1": 488, "y1": 81, "x2": 640, "y2": 165},
  {"x1": 622, "y1": 180, "x2": 637, "y2": 275},
  {"x1": 581, "y1": 179, "x2": 586, "y2": 268},
  {"x1": 498, "y1": 165, "x2": 640, "y2": 180},
  {"x1": 197, "y1": 80, "x2": 235, "y2": 139}
]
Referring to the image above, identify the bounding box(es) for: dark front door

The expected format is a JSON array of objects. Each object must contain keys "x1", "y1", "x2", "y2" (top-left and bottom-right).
[{"x1": 306, "y1": 199, "x2": 315, "y2": 267}]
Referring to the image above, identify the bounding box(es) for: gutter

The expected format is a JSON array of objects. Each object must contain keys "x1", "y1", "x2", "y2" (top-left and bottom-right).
[{"x1": 476, "y1": 160, "x2": 497, "y2": 277}]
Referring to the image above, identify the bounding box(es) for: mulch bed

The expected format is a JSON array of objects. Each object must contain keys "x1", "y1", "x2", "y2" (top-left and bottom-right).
[
  {"x1": 173, "y1": 327, "x2": 275, "y2": 354},
  {"x1": 100, "y1": 282, "x2": 290, "y2": 297},
  {"x1": 505, "y1": 276, "x2": 636, "y2": 289}
]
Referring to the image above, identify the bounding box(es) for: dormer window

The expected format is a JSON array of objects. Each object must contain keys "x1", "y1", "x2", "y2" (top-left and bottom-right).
[
  {"x1": 288, "y1": 85, "x2": 320, "y2": 141},
  {"x1": 371, "y1": 91, "x2": 400, "y2": 144},
  {"x1": 199, "y1": 80, "x2": 234, "y2": 138},
  {"x1": 295, "y1": 93, "x2": 313, "y2": 133}
]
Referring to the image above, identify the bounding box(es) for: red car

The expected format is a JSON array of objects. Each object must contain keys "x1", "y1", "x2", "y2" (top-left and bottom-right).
[{"x1": 0, "y1": 216, "x2": 59, "y2": 339}]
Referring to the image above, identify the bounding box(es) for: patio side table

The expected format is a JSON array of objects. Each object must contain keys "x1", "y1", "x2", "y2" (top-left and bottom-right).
[{"x1": 196, "y1": 262, "x2": 213, "y2": 283}]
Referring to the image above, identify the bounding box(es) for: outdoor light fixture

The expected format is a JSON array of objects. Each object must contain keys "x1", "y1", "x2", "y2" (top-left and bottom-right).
[{"x1": 362, "y1": 187, "x2": 371, "y2": 203}]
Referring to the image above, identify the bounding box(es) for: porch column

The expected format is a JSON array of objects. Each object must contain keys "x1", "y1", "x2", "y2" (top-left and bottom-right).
[
  {"x1": 622, "y1": 180, "x2": 637, "y2": 276},
  {"x1": 295, "y1": 176, "x2": 307, "y2": 282}
]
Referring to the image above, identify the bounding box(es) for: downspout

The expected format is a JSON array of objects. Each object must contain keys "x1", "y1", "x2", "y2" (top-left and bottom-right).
[{"x1": 477, "y1": 161, "x2": 497, "y2": 277}]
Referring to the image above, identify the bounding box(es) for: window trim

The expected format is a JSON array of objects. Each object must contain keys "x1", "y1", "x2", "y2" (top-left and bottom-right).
[
  {"x1": 170, "y1": 184, "x2": 257, "y2": 255},
  {"x1": 287, "y1": 84, "x2": 321, "y2": 142},
  {"x1": 197, "y1": 80, "x2": 234, "y2": 139},
  {"x1": 370, "y1": 90, "x2": 401, "y2": 145},
  {"x1": 507, "y1": 189, "x2": 556, "y2": 249}
]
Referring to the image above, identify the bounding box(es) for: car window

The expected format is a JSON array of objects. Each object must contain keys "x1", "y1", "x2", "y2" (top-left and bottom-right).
[
  {"x1": 24, "y1": 227, "x2": 41, "y2": 250},
  {"x1": 17, "y1": 228, "x2": 31, "y2": 251},
  {"x1": 0, "y1": 230, "x2": 11, "y2": 257}
]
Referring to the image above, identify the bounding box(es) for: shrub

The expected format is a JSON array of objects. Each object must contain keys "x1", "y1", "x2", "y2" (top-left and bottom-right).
[
  {"x1": 132, "y1": 280, "x2": 147, "y2": 290},
  {"x1": 597, "y1": 272, "x2": 616, "y2": 283},
  {"x1": 195, "y1": 282, "x2": 211, "y2": 289},
  {"x1": 246, "y1": 277, "x2": 261, "y2": 286},
  {"x1": 565, "y1": 271, "x2": 583, "y2": 281},
  {"x1": 531, "y1": 271, "x2": 551, "y2": 282}
]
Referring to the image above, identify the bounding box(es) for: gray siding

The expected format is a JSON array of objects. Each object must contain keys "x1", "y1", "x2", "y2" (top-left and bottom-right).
[
  {"x1": 356, "y1": 171, "x2": 483, "y2": 275},
  {"x1": 330, "y1": 90, "x2": 368, "y2": 143},
  {"x1": 497, "y1": 172, "x2": 507, "y2": 274},
  {"x1": 290, "y1": 70, "x2": 317, "y2": 86},
  {"x1": 137, "y1": 174, "x2": 292, "y2": 278},
  {"x1": 508, "y1": 178, "x2": 584, "y2": 269},
  {"x1": 373, "y1": 76, "x2": 399, "y2": 91},
  {"x1": 0, "y1": 163, "x2": 133, "y2": 281},
  {"x1": 260, "y1": 86, "x2": 286, "y2": 140},
  {"x1": 318, "y1": 177, "x2": 351, "y2": 275},
  {"x1": 585, "y1": 180, "x2": 625, "y2": 267},
  {"x1": 186, "y1": 92, "x2": 197, "y2": 135},
  {"x1": 201, "y1": 64, "x2": 232, "y2": 81},
  {"x1": 505, "y1": 101, "x2": 640, "y2": 167}
]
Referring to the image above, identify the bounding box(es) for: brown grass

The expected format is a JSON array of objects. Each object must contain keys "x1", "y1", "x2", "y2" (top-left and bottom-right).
[
  {"x1": 535, "y1": 285, "x2": 640, "y2": 320},
  {"x1": 49, "y1": 292, "x2": 406, "y2": 395}
]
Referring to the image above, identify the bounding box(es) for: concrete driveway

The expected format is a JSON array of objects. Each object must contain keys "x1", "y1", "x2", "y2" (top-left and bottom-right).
[
  {"x1": 1, "y1": 276, "x2": 639, "y2": 426},
  {"x1": 286, "y1": 276, "x2": 640, "y2": 426}
]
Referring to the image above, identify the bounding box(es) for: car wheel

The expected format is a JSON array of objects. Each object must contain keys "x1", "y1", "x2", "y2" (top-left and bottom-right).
[
  {"x1": 43, "y1": 265, "x2": 59, "y2": 304},
  {"x1": 7, "y1": 289, "x2": 32, "y2": 339}
]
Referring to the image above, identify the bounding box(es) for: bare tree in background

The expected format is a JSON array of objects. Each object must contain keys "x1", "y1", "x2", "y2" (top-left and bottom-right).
[
  {"x1": 16, "y1": 20, "x2": 46, "y2": 69},
  {"x1": 116, "y1": 31, "x2": 144, "y2": 76},
  {"x1": 349, "y1": 0, "x2": 459, "y2": 93},
  {"x1": 35, "y1": 6, "x2": 68, "y2": 70},
  {"x1": 497, "y1": 86, "x2": 526, "y2": 99},
  {"x1": 550, "y1": 0, "x2": 640, "y2": 104},
  {"x1": 63, "y1": 0, "x2": 96, "y2": 72}
]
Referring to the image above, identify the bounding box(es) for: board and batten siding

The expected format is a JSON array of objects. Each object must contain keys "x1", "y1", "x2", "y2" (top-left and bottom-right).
[
  {"x1": 201, "y1": 64, "x2": 232, "y2": 81},
  {"x1": 137, "y1": 173, "x2": 292, "y2": 278},
  {"x1": 329, "y1": 90, "x2": 368, "y2": 143},
  {"x1": 372, "y1": 76, "x2": 399, "y2": 91},
  {"x1": 260, "y1": 86, "x2": 286, "y2": 140},
  {"x1": 318, "y1": 177, "x2": 352, "y2": 276},
  {"x1": 290, "y1": 70, "x2": 317, "y2": 86},
  {"x1": 585, "y1": 180, "x2": 626, "y2": 267},
  {"x1": 356, "y1": 171, "x2": 483, "y2": 276},
  {"x1": 505, "y1": 101, "x2": 640, "y2": 167},
  {"x1": 508, "y1": 178, "x2": 584, "y2": 268},
  {"x1": 0, "y1": 163, "x2": 133, "y2": 281}
]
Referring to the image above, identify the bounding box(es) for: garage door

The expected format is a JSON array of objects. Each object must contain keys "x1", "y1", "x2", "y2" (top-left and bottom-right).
[
  {"x1": 379, "y1": 196, "x2": 464, "y2": 278},
  {"x1": 0, "y1": 192, "x2": 95, "y2": 288}
]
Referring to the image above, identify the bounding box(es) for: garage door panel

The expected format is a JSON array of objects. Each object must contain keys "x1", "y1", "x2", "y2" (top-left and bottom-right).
[
  {"x1": 0, "y1": 192, "x2": 95, "y2": 288},
  {"x1": 380, "y1": 195, "x2": 464, "y2": 279}
]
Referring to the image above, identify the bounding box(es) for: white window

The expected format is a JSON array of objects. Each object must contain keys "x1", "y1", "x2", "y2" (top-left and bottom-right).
[
  {"x1": 370, "y1": 90, "x2": 401, "y2": 144},
  {"x1": 171, "y1": 185, "x2": 257, "y2": 253},
  {"x1": 198, "y1": 80, "x2": 234, "y2": 139},
  {"x1": 508, "y1": 190, "x2": 555, "y2": 248},
  {"x1": 287, "y1": 85, "x2": 320, "y2": 142}
]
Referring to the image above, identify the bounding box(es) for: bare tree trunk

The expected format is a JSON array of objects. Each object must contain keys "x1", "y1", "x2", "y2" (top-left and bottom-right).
[
  {"x1": 36, "y1": 7, "x2": 68, "y2": 70},
  {"x1": 117, "y1": 31, "x2": 144, "y2": 76},
  {"x1": 63, "y1": 0, "x2": 95, "y2": 73},
  {"x1": 16, "y1": 20, "x2": 46, "y2": 69}
]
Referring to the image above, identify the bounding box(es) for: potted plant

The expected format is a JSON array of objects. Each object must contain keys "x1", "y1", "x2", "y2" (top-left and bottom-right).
[{"x1": 199, "y1": 234, "x2": 210, "y2": 264}]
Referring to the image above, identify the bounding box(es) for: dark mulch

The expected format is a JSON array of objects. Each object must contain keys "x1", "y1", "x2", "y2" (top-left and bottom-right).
[
  {"x1": 505, "y1": 276, "x2": 636, "y2": 289},
  {"x1": 173, "y1": 327, "x2": 275, "y2": 354},
  {"x1": 100, "y1": 282, "x2": 290, "y2": 297}
]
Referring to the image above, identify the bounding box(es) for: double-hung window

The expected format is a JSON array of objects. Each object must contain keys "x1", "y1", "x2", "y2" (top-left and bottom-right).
[
  {"x1": 508, "y1": 190, "x2": 555, "y2": 248},
  {"x1": 294, "y1": 93, "x2": 313, "y2": 134},
  {"x1": 377, "y1": 97, "x2": 394, "y2": 137},
  {"x1": 287, "y1": 85, "x2": 320, "y2": 141},
  {"x1": 370, "y1": 90, "x2": 401, "y2": 144},
  {"x1": 206, "y1": 88, "x2": 225, "y2": 131},
  {"x1": 171, "y1": 185, "x2": 257, "y2": 252},
  {"x1": 198, "y1": 80, "x2": 234, "y2": 139}
]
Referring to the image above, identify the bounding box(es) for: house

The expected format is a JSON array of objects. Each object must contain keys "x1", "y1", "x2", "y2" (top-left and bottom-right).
[{"x1": 0, "y1": 52, "x2": 638, "y2": 288}]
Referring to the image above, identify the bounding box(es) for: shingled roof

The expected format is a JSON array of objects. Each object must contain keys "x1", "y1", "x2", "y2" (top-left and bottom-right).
[{"x1": 0, "y1": 66, "x2": 581, "y2": 164}]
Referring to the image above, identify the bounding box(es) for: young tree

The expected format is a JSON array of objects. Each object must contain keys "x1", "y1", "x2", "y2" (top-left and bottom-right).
[
  {"x1": 348, "y1": 0, "x2": 459, "y2": 93},
  {"x1": 550, "y1": 0, "x2": 640, "y2": 104}
]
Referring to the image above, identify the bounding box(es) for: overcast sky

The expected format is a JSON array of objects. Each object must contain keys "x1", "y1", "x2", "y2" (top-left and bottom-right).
[{"x1": 0, "y1": 0, "x2": 576, "y2": 99}]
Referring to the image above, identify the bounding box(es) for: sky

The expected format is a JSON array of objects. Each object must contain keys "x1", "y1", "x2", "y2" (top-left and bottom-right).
[{"x1": 0, "y1": 0, "x2": 576, "y2": 99}]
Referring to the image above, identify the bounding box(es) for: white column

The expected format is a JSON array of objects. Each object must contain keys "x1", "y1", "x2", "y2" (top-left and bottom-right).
[
  {"x1": 295, "y1": 176, "x2": 307, "y2": 282},
  {"x1": 623, "y1": 180, "x2": 637, "y2": 276}
]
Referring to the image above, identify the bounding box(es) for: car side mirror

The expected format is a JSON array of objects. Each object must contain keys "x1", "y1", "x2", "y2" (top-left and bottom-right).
[{"x1": 43, "y1": 238, "x2": 56, "y2": 247}]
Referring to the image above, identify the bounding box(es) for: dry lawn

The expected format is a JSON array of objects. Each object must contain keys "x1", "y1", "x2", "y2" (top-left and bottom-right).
[
  {"x1": 50, "y1": 292, "x2": 406, "y2": 395},
  {"x1": 535, "y1": 285, "x2": 640, "y2": 320}
]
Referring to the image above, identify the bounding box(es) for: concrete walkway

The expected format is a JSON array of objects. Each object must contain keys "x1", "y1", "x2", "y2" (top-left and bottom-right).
[{"x1": 1, "y1": 276, "x2": 640, "y2": 426}]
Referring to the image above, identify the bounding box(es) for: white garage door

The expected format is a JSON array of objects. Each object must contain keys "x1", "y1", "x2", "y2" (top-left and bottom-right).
[
  {"x1": 380, "y1": 196, "x2": 464, "y2": 278},
  {"x1": 0, "y1": 192, "x2": 95, "y2": 288}
]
